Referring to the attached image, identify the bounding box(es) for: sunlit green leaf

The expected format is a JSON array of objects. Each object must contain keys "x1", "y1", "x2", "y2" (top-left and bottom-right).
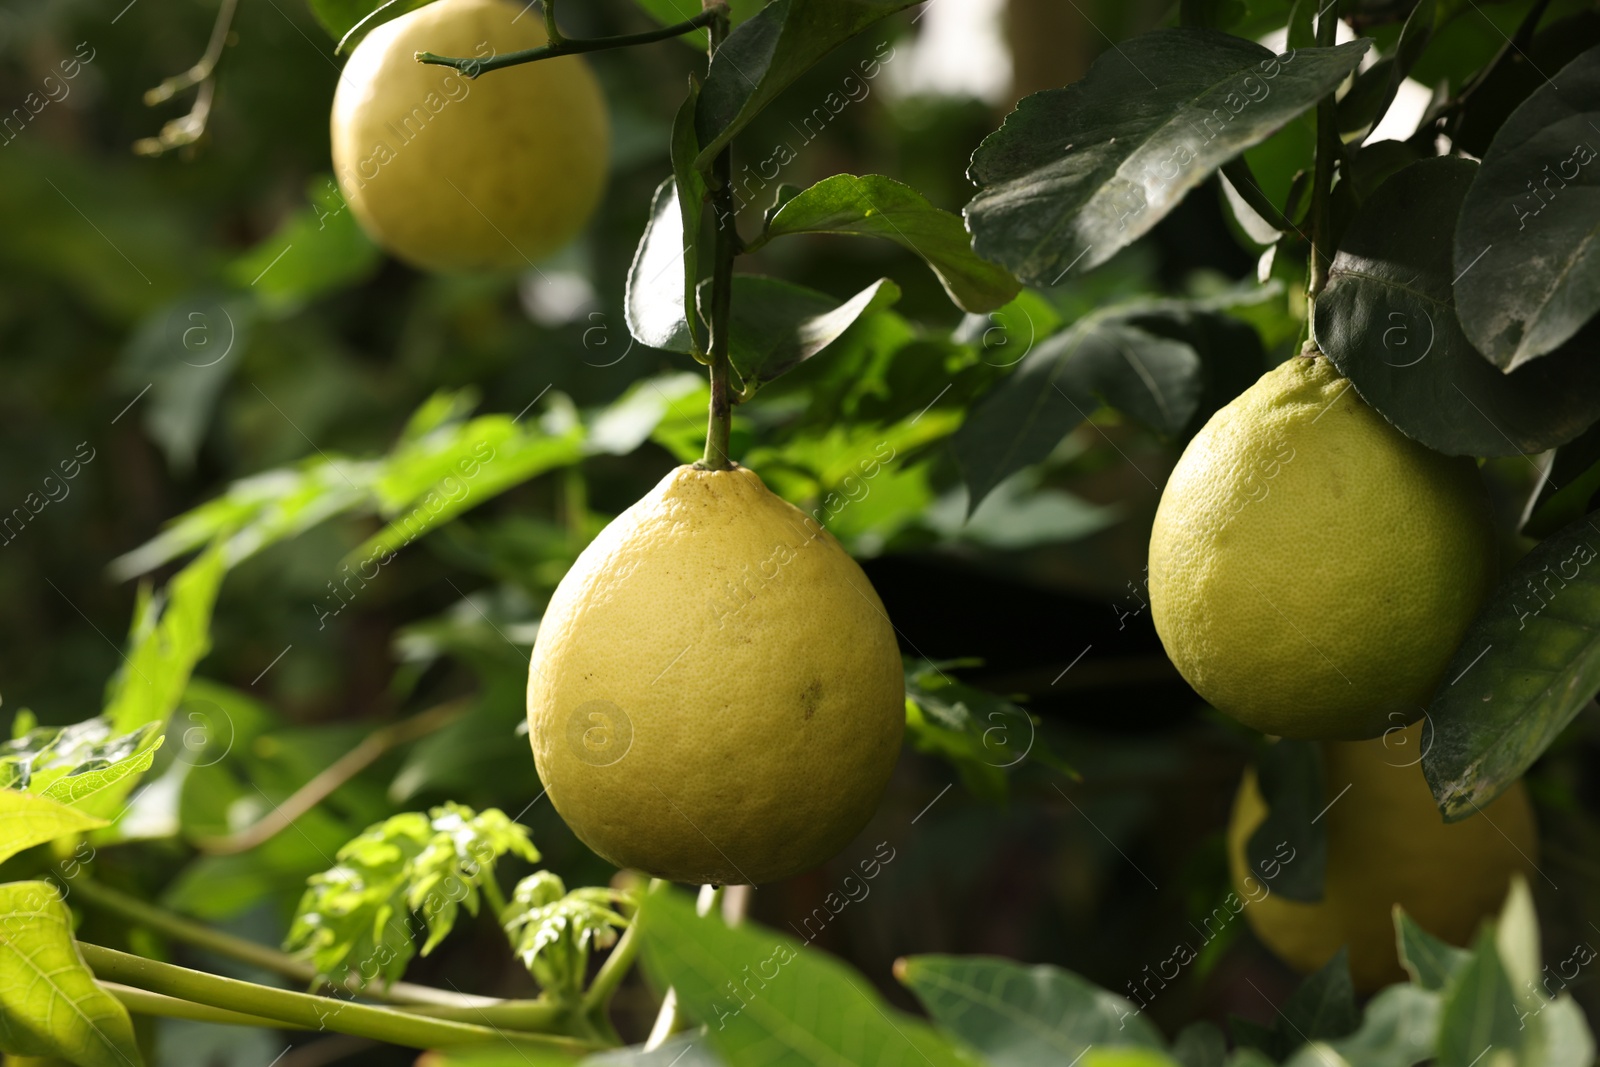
[
  {"x1": 501, "y1": 871, "x2": 631, "y2": 997},
  {"x1": 758, "y1": 174, "x2": 1019, "y2": 313},
  {"x1": 0, "y1": 791, "x2": 108, "y2": 865},
  {"x1": 0, "y1": 881, "x2": 143, "y2": 1067}
]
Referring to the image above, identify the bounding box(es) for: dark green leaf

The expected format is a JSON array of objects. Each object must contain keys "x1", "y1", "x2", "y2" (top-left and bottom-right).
[
  {"x1": 1454, "y1": 45, "x2": 1600, "y2": 371},
  {"x1": 1396, "y1": 909, "x2": 1472, "y2": 991},
  {"x1": 636, "y1": 888, "x2": 970, "y2": 1067},
  {"x1": 1180, "y1": 0, "x2": 1248, "y2": 30},
  {"x1": 627, "y1": 179, "x2": 698, "y2": 354},
  {"x1": 951, "y1": 308, "x2": 1202, "y2": 510},
  {"x1": 1279, "y1": 949, "x2": 1359, "y2": 1045},
  {"x1": 1281, "y1": 985, "x2": 1442, "y2": 1067},
  {"x1": 1315, "y1": 156, "x2": 1600, "y2": 456},
  {"x1": 965, "y1": 31, "x2": 1368, "y2": 284},
  {"x1": 0, "y1": 791, "x2": 108, "y2": 865},
  {"x1": 1522, "y1": 419, "x2": 1600, "y2": 538},
  {"x1": 1422, "y1": 508, "x2": 1600, "y2": 820},
  {"x1": 586, "y1": 1033, "x2": 725, "y2": 1066},
  {"x1": 1452, "y1": 11, "x2": 1600, "y2": 159},
  {"x1": 1286, "y1": 0, "x2": 1314, "y2": 51},
  {"x1": 0, "y1": 881, "x2": 143, "y2": 1067},
  {"x1": 694, "y1": 0, "x2": 919, "y2": 169},
  {"x1": 706, "y1": 274, "x2": 901, "y2": 387},
  {"x1": 1228, "y1": 1016, "x2": 1285, "y2": 1062},
  {"x1": 759, "y1": 174, "x2": 1020, "y2": 313},
  {"x1": 896, "y1": 954, "x2": 1164, "y2": 1065},
  {"x1": 1341, "y1": 0, "x2": 1435, "y2": 144},
  {"x1": 1246, "y1": 739, "x2": 1326, "y2": 903}
]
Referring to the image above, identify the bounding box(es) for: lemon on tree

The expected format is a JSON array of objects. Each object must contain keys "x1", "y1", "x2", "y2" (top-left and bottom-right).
[
  {"x1": 330, "y1": 0, "x2": 609, "y2": 272},
  {"x1": 526, "y1": 464, "x2": 905, "y2": 886},
  {"x1": 1228, "y1": 723, "x2": 1537, "y2": 991},
  {"x1": 1148, "y1": 355, "x2": 1497, "y2": 740}
]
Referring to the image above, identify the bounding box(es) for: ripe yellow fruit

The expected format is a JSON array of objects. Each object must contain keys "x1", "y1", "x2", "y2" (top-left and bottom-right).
[
  {"x1": 1227, "y1": 725, "x2": 1537, "y2": 991},
  {"x1": 526, "y1": 465, "x2": 905, "y2": 885},
  {"x1": 330, "y1": 0, "x2": 609, "y2": 272},
  {"x1": 1148, "y1": 356, "x2": 1496, "y2": 740}
]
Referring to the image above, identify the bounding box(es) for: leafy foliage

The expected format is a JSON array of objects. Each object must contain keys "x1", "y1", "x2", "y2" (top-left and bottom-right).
[
  {"x1": 0, "y1": 881, "x2": 143, "y2": 1067},
  {"x1": 1423, "y1": 507, "x2": 1600, "y2": 820},
  {"x1": 501, "y1": 871, "x2": 632, "y2": 998},
  {"x1": 1243, "y1": 739, "x2": 1325, "y2": 903},
  {"x1": 285, "y1": 803, "x2": 537, "y2": 987},
  {"x1": 1454, "y1": 46, "x2": 1600, "y2": 371},
  {"x1": 0, "y1": 790, "x2": 107, "y2": 866},
  {"x1": 965, "y1": 31, "x2": 1367, "y2": 283}
]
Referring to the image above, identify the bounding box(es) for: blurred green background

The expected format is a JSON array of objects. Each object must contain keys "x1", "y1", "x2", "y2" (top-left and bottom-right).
[{"x1": 5, "y1": 0, "x2": 1600, "y2": 1063}]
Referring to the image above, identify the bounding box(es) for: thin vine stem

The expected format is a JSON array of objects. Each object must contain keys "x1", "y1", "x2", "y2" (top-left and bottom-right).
[
  {"x1": 542, "y1": 0, "x2": 564, "y2": 46},
  {"x1": 67, "y1": 877, "x2": 559, "y2": 1026},
  {"x1": 104, "y1": 981, "x2": 310, "y2": 1030},
  {"x1": 80, "y1": 944, "x2": 597, "y2": 1052},
  {"x1": 417, "y1": 7, "x2": 724, "y2": 77}
]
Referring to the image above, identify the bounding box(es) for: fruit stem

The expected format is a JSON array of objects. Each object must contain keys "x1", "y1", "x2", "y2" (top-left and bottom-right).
[
  {"x1": 702, "y1": 5, "x2": 739, "y2": 472},
  {"x1": 415, "y1": 7, "x2": 726, "y2": 76},
  {"x1": 1305, "y1": 3, "x2": 1340, "y2": 306}
]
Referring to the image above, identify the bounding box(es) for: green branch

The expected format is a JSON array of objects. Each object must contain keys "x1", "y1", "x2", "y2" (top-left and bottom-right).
[
  {"x1": 417, "y1": 7, "x2": 725, "y2": 77},
  {"x1": 80, "y1": 944, "x2": 597, "y2": 1052},
  {"x1": 105, "y1": 981, "x2": 309, "y2": 1029},
  {"x1": 1306, "y1": 5, "x2": 1340, "y2": 307},
  {"x1": 701, "y1": 8, "x2": 739, "y2": 472},
  {"x1": 67, "y1": 878, "x2": 560, "y2": 1027}
]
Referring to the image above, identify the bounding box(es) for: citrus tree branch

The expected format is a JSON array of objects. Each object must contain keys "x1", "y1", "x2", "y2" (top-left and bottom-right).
[
  {"x1": 416, "y1": 7, "x2": 725, "y2": 77},
  {"x1": 80, "y1": 944, "x2": 597, "y2": 1052},
  {"x1": 701, "y1": 6, "x2": 739, "y2": 472},
  {"x1": 1305, "y1": 4, "x2": 1340, "y2": 306},
  {"x1": 194, "y1": 699, "x2": 465, "y2": 856},
  {"x1": 542, "y1": 0, "x2": 563, "y2": 46}
]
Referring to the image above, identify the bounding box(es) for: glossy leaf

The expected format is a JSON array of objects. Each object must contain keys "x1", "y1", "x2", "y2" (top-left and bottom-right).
[
  {"x1": 636, "y1": 888, "x2": 970, "y2": 1067},
  {"x1": 965, "y1": 30, "x2": 1368, "y2": 284},
  {"x1": 627, "y1": 179, "x2": 699, "y2": 354},
  {"x1": 1245, "y1": 739, "x2": 1326, "y2": 902},
  {"x1": 1278, "y1": 950, "x2": 1358, "y2": 1045},
  {"x1": 1396, "y1": 909, "x2": 1471, "y2": 991},
  {"x1": 950, "y1": 307, "x2": 1203, "y2": 510},
  {"x1": 1454, "y1": 46, "x2": 1600, "y2": 371},
  {"x1": 1340, "y1": 0, "x2": 1435, "y2": 144},
  {"x1": 760, "y1": 174, "x2": 1020, "y2": 313},
  {"x1": 694, "y1": 0, "x2": 919, "y2": 169},
  {"x1": 0, "y1": 790, "x2": 107, "y2": 865},
  {"x1": 0, "y1": 881, "x2": 143, "y2": 1067},
  {"x1": 709, "y1": 275, "x2": 901, "y2": 387},
  {"x1": 38, "y1": 725, "x2": 164, "y2": 816},
  {"x1": 1523, "y1": 418, "x2": 1600, "y2": 538},
  {"x1": 1316, "y1": 157, "x2": 1600, "y2": 456},
  {"x1": 672, "y1": 85, "x2": 708, "y2": 353},
  {"x1": 897, "y1": 954, "x2": 1163, "y2": 1065},
  {"x1": 1422, "y1": 508, "x2": 1600, "y2": 820}
]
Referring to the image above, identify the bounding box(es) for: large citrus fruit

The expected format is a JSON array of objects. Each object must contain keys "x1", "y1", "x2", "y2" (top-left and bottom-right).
[
  {"x1": 526, "y1": 465, "x2": 905, "y2": 885},
  {"x1": 330, "y1": 0, "x2": 609, "y2": 272},
  {"x1": 1149, "y1": 356, "x2": 1496, "y2": 740},
  {"x1": 1227, "y1": 724, "x2": 1537, "y2": 991}
]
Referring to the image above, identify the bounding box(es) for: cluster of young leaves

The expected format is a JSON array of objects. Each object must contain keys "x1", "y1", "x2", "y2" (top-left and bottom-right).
[
  {"x1": 284, "y1": 803, "x2": 538, "y2": 988},
  {"x1": 500, "y1": 871, "x2": 633, "y2": 1000}
]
